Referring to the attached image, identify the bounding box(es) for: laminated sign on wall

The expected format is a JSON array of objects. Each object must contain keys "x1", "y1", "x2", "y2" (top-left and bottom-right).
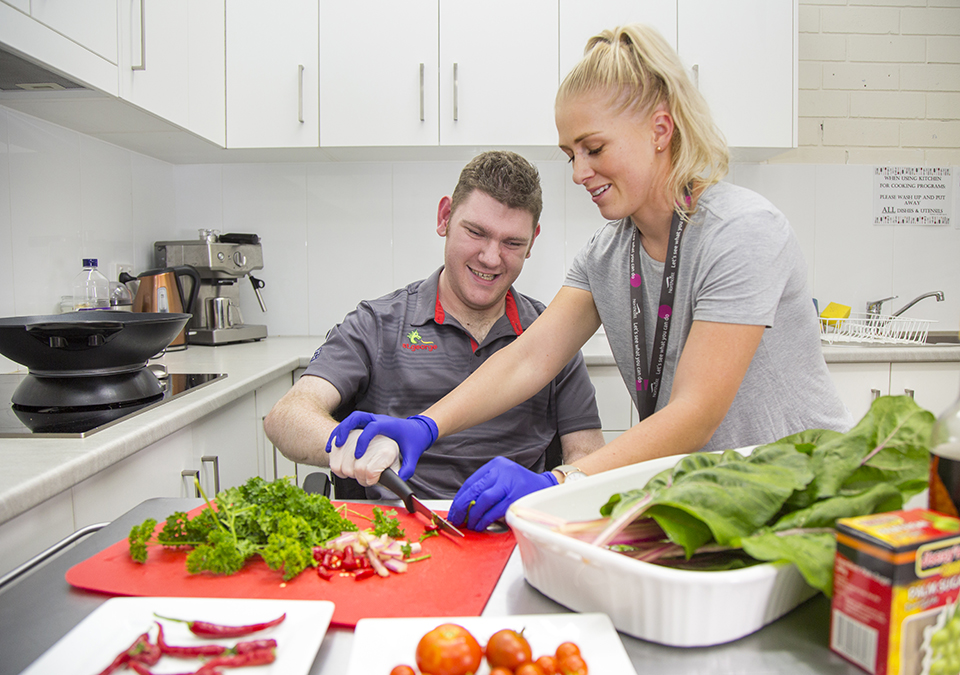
[{"x1": 873, "y1": 166, "x2": 955, "y2": 227}]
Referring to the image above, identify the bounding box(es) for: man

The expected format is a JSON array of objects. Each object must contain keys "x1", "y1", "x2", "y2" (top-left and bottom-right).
[{"x1": 264, "y1": 151, "x2": 603, "y2": 499}]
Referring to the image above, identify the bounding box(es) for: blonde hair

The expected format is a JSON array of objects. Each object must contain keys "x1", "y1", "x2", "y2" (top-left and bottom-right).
[{"x1": 557, "y1": 24, "x2": 729, "y2": 215}]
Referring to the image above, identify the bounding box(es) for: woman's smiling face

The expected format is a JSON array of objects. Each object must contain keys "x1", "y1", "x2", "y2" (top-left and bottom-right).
[{"x1": 557, "y1": 93, "x2": 671, "y2": 228}]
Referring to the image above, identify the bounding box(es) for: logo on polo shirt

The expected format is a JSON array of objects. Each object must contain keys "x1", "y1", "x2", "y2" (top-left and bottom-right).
[{"x1": 403, "y1": 329, "x2": 438, "y2": 352}]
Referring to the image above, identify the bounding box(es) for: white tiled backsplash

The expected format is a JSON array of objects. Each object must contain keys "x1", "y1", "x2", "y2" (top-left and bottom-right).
[{"x1": 0, "y1": 105, "x2": 958, "y2": 375}]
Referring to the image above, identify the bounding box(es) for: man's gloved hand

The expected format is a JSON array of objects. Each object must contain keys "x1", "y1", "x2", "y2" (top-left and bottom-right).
[
  {"x1": 325, "y1": 412, "x2": 438, "y2": 481},
  {"x1": 327, "y1": 428, "x2": 401, "y2": 486},
  {"x1": 448, "y1": 456, "x2": 558, "y2": 531}
]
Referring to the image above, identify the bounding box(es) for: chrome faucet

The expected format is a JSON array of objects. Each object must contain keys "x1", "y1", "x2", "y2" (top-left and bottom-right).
[
  {"x1": 891, "y1": 291, "x2": 944, "y2": 317},
  {"x1": 866, "y1": 296, "x2": 897, "y2": 316}
]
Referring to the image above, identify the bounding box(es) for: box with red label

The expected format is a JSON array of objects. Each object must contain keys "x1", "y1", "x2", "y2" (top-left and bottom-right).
[{"x1": 830, "y1": 509, "x2": 960, "y2": 675}]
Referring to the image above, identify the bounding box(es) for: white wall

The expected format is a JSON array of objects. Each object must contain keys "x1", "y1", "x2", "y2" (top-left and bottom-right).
[{"x1": 1, "y1": 0, "x2": 958, "y2": 376}]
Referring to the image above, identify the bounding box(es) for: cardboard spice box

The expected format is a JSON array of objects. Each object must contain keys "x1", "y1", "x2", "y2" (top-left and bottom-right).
[{"x1": 830, "y1": 509, "x2": 960, "y2": 675}]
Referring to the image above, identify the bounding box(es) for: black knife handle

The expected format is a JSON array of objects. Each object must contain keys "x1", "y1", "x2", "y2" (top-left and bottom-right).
[{"x1": 378, "y1": 468, "x2": 415, "y2": 514}]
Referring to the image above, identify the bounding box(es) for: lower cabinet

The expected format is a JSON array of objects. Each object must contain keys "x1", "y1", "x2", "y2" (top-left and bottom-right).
[
  {"x1": 256, "y1": 371, "x2": 299, "y2": 484},
  {"x1": 827, "y1": 361, "x2": 960, "y2": 422}
]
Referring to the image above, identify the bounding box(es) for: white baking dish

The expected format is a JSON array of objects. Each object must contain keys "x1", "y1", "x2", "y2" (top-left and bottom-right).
[{"x1": 505, "y1": 452, "x2": 819, "y2": 647}]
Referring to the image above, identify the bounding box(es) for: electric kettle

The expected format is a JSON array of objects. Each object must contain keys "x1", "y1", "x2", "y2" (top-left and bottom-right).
[{"x1": 119, "y1": 266, "x2": 201, "y2": 348}]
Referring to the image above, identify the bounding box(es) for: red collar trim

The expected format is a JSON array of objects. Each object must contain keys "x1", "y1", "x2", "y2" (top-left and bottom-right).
[{"x1": 434, "y1": 288, "x2": 524, "y2": 350}]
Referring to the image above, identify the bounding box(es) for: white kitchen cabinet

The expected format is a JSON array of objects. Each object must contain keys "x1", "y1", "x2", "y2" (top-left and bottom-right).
[
  {"x1": 255, "y1": 373, "x2": 299, "y2": 484},
  {"x1": 678, "y1": 0, "x2": 796, "y2": 151},
  {"x1": 29, "y1": 0, "x2": 118, "y2": 64},
  {"x1": 0, "y1": 488, "x2": 74, "y2": 579},
  {"x1": 559, "y1": 0, "x2": 677, "y2": 82},
  {"x1": 890, "y1": 362, "x2": 960, "y2": 418},
  {"x1": 0, "y1": 1, "x2": 118, "y2": 95},
  {"x1": 826, "y1": 362, "x2": 891, "y2": 422},
  {"x1": 226, "y1": 0, "x2": 319, "y2": 149},
  {"x1": 119, "y1": 0, "x2": 225, "y2": 145},
  {"x1": 319, "y1": 0, "x2": 558, "y2": 148},
  {"x1": 188, "y1": 392, "x2": 261, "y2": 495},
  {"x1": 320, "y1": 0, "x2": 438, "y2": 147}
]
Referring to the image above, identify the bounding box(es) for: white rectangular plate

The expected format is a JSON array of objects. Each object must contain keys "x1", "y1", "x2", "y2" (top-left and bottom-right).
[
  {"x1": 20, "y1": 596, "x2": 334, "y2": 675},
  {"x1": 347, "y1": 613, "x2": 636, "y2": 675}
]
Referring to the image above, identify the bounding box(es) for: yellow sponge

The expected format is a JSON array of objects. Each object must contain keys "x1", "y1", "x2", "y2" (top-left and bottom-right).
[{"x1": 820, "y1": 302, "x2": 851, "y2": 327}]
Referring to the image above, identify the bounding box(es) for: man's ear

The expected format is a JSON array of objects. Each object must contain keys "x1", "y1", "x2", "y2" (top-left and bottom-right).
[
  {"x1": 526, "y1": 223, "x2": 541, "y2": 259},
  {"x1": 436, "y1": 196, "x2": 453, "y2": 236}
]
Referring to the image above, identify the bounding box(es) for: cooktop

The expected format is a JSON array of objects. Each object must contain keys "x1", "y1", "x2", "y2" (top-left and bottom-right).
[{"x1": 0, "y1": 371, "x2": 225, "y2": 438}]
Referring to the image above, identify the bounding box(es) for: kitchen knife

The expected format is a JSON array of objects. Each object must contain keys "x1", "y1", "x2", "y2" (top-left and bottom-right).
[{"x1": 378, "y1": 468, "x2": 464, "y2": 537}]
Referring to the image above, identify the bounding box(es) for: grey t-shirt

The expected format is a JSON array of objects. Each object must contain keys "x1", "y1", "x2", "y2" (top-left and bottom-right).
[
  {"x1": 565, "y1": 181, "x2": 854, "y2": 452},
  {"x1": 304, "y1": 267, "x2": 602, "y2": 498}
]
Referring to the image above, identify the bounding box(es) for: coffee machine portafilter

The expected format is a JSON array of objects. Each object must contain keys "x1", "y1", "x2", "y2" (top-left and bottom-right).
[{"x1": 154, "y1": 231, "x2": 268, "y2": 345}]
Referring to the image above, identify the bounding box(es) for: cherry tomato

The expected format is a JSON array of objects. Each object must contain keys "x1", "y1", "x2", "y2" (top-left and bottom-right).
[
  {"x1": 558, "y1": 653, "x2": 588, "y2": 675},
  {"x1": 535, "y1": 654, "x2": 558, "y2": 675},
  {"x1": 555, "y1": 642, "x2": 581, "y2": 661},
  {"x1": 415, "y1": 623, "x2": 483, "y2": 675},
  {"x1": 490, "y1": 668, "x2": 514, "y2": 675},
  {"x1": 486, "y1": 628, "x2": 533, "y2": 670},
  {"x1": 516, "y1": 664, "x2": 544, "y2": 675},
  {"x1": 390, "y1": 667, "x2": 416, "y2": 675}
]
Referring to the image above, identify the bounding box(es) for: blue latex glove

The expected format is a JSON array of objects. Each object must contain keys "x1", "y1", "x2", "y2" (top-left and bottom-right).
[
  {"x1": 325, "y1": 412, "x2": 438, "y2": 481},
  {"x1": 448, "y1": 456, "x2": 558, "y2": 531}
]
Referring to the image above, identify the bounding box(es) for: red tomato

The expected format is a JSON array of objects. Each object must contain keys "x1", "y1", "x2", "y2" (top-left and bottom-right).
[
  {"x1": 558, "y1": 653, "x2": 588, "y2": 675},
  {"x1": 415, "y1": 623, "x2": 483, "y2": 675},
  {"x1": 555, "y1": 642, "x2": 581, "y2": 661},
  {"x1": 486, "y1": 628, "x2": 533, "y2": 670},
  {"x1": 489, "y1": 668, "x2": 514, "y2": 675},
  {"x1": 535, "y1": 654, "x2": 558, "y2": 675},
  {"x1": 516, "y1": 664, "x2": 544, "y2": 675},
  {"x1": 390, "y1": 667, "x2": 416, "y2": 675}
]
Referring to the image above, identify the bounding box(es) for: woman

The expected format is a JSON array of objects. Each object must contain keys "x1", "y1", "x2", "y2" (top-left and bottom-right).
[{"x1": 327, "y1": 24, "x2": 853, "y2": 530}]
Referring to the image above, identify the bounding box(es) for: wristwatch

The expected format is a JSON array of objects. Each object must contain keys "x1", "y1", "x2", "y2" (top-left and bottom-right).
[{"x1": 553, "y1": 464, "x2": 588, "y2": 484}]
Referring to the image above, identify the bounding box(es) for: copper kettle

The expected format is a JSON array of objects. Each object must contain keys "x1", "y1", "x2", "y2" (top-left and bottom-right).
[{"x1": 119, "y1": 266, "x2": 201, "y2": 348}]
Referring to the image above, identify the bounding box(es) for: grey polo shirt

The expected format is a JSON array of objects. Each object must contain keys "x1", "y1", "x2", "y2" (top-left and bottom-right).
[{"x1": 303, "y1": 267, "x2": 601, "y2": 499}]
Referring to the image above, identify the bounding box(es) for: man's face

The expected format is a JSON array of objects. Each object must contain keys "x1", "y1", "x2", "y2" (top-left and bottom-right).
[{"x1": 437, "y1": 189, "x2": 540, "y2": 314}]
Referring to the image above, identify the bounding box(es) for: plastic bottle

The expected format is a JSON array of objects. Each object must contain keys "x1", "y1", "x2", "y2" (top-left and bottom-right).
[
  {"x1": 930, "y1": 389, "x2": 960, "y2": 518},
  {"x1": 73, "y1": 258, "x2": 111, "y2": 311}
]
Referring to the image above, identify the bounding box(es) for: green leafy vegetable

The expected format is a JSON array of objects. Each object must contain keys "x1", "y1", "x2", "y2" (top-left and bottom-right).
[
  {"x1": 128, "y1": 476, "x2": 358, "y2": 580},
  {"x1": 370, "y1": 507, "x2": 405, "y2": 539},
  {"x1": 588, "y1": 395, "x2": 935, "y2": 596}
]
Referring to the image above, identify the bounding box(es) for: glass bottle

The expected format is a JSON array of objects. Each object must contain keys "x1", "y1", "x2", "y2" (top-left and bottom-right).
[
  {"x1": 73, "y1": 258, "x2": 111, "y2": 311},
  {"x1": 930, "y1": 388, "x2": 960, "y2": 518}
]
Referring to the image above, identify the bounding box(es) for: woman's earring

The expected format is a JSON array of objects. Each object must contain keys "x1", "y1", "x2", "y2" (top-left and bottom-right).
[{"x1": 656, "y1": 145, "x2": 662, "y2": 152}]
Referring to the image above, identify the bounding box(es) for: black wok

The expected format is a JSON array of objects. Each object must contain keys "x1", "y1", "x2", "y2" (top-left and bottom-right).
[{"x1": 0, "y1": 311, "x2": 191, "y2": 373}]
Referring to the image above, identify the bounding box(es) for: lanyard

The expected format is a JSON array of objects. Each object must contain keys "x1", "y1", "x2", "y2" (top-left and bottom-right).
[{"x1": 630, "y1": 208, "x2": 686, "y2": 420}]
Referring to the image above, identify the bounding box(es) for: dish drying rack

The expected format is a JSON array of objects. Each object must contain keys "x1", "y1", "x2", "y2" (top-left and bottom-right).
[{"x1": 819, "y1": 313, "x2": 936, "y2": 346}]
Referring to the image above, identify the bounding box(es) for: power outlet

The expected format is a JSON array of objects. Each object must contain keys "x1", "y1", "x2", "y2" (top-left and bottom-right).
[{"x1": 115, "y1": 263, "x2": 134, "y2": 281}]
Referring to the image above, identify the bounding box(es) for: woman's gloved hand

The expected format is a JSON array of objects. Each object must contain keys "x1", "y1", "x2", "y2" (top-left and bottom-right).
[
  {"x1": 448, "y1": 456, "x2": 558, "y2": 531},
  {"x1": 327, "y1": 429, "x2": 401, "y2": 486},
  {"x1": 325, "y1": 412, "x2": 438, "y2": 480}
]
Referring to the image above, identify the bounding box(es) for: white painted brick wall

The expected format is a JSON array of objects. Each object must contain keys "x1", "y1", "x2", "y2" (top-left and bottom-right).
[{"x1": 774, "y1": 0, "x2": 960, "y2": 164}]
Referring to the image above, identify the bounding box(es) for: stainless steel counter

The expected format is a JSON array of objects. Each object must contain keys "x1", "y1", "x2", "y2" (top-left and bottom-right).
[{"x1": 1, "y1": 498, "x2": 865, "y2": 675}]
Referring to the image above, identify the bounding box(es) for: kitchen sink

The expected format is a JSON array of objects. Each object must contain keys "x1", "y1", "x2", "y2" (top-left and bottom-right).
[
  {"x1": 821, "y1": 331, "x2": 960, "y2": 347},
  {"x1": 923, "y1": 331, "x2": 960, "y2": 345}
]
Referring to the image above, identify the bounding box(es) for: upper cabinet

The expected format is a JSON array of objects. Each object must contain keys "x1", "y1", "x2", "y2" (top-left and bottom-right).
[
  {"x1": 319, "y1": 0, "x2": 558, "y2": 148},
  {"x1": 226, "y1": 0, "x2": 319, "y2": 149},
  {"x1": 678, "y1": 0, "x2": 796, "y2": 151},
  {"x1": 118, "y1": 0, "x2": 225, "y2": 145}
]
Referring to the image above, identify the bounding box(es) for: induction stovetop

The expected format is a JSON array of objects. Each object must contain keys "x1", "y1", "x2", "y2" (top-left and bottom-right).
[{"x1": 0, "y1": 372, "x2": 225, "y2": 438}]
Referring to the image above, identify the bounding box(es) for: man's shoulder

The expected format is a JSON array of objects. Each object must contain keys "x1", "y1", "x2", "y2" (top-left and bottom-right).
[{"x1": 509, "y1": 288, "x2": 547, "y2": 318}]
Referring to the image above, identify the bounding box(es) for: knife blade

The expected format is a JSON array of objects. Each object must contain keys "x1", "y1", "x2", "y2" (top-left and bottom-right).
[{"x1": 378, "y1": 468, "x2": 465, "y2": 537}]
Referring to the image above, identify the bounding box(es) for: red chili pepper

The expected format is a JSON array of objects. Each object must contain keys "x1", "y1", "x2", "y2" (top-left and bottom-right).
[
  {"x1": 129, "y1": 665, "x2": 211, "y2": 675},
  {"x1": 233, "y1": 638, "x2": 278, "y2": 654},
  {"x1": 342, "y1": 547, "x2": 356, "y2": 570},
  {"x1": 317, "y1": 566, "x2": 333, "y2": 580},
  {"x1": 155, "y1": 612, "x2": 286, "y2": 638},
  {"x1": 354, "y1": 567, "x2": 375, "y2": 580},
  {"x1": 97, "y1": 632, "x2": 145, "y2": 675},
  {"x1": 194, "y1": 647, "x2": 276, "y2": 674},
  {"x1": 156, "y1": 621, "x2": 228, "y2": 658}
]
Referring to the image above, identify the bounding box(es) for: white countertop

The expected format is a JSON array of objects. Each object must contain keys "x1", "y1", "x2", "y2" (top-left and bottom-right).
[{"x1": 2, "y1": 334, "x2": 959, "y2": 526}]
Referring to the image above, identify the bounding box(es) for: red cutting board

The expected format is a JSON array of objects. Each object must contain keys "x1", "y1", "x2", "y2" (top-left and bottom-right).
[{"x1": 65, "y1": 502, "x2": 515, "y2": 627}]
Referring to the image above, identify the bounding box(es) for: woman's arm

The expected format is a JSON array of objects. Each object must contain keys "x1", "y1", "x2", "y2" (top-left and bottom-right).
[
  {"x1": 426, "y1": 286, "x2": 602, "y2": 438},
  {"x1": 567, "y1": 319, "x2": 765, "y2": 477}
]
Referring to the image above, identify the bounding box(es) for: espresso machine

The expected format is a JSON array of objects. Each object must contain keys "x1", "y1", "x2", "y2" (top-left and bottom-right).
[{"x1": 153, "y1": 230, "x2": 267, "y2": 345}]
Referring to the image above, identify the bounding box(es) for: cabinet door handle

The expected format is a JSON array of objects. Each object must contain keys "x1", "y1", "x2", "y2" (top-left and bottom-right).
[
  {"x1": 181, "y1": 469, "x2": 200, "y2": 497},
  {"x1": 202, "y1": 455, "x2": 221, "y2": 494},
  {"x1": 419, "y1": 63, "x2": 425, "y2": 121},
  {"x1": 904, "y1": 388, "x2": 915, "y2": 399},
  {"x1": 132, "y1": 0, "x2": 146, "y2": 71},
  {"x1": 691, "y1": 63, "x2": 699, "y2": 89},
  {"x1": 870, "y1": 388, "x2": 881, "y2": 401},
  {"x1": 297, "y1": 65, "x2": 305, "y2": 123},
  {"x1": 453, "y1": 62, "x2": 458, "y2": 121}
]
